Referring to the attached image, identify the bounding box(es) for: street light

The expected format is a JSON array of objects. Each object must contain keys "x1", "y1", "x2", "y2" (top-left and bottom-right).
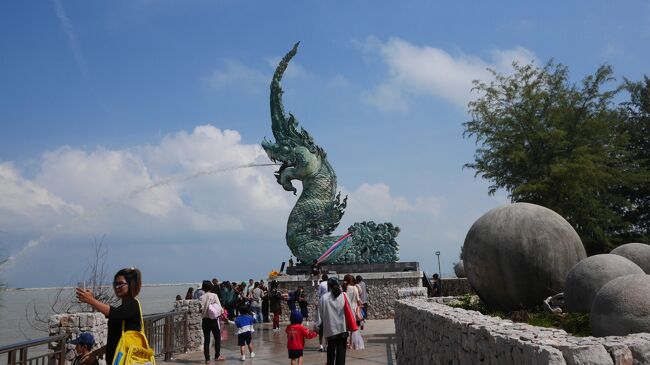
[{"x1": 435, "y1": 251, "x2": 442, "y2": 296}]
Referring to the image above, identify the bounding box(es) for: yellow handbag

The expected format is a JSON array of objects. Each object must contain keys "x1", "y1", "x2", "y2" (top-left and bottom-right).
[{"x1": 112, "y1": 300, "x2": 155, "y2": 365}]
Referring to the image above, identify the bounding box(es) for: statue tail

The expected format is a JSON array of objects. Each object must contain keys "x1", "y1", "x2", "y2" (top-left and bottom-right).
[{"x1": 316, "y1": 232, "x2": 352, "y2": 264}]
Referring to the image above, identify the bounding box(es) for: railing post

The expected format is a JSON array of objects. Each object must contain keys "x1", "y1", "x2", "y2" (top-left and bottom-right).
[
  {"x1": 19, "y1": 348, "x2": 27, "y2": 365},
  {"x1": 183, "y1": 312, "x2": 189, "y2": 353},
  {"x1": 163, "y1": 316, "x2": 171, "y2": 361},
  {"x1": 8, "y1": 350, "x2": 16, "y2": 365},
  {"x1": 58, "y1": 339, "x2": 66, "y2": 365}
]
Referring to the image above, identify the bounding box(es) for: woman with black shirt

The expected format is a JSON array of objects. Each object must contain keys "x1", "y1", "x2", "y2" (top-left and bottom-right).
[{"x1": 76, "y1": 268, "x2": 143, "y2": 365}]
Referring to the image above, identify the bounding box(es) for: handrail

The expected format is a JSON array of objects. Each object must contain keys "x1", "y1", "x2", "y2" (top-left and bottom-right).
[
  {"x1": 0, "y1": 333, "x2": 68, "y2": 365},
  {"x1": 0, "y1": 334, "x2": 68, "y2": 354},
  {"x1": 1, "y1": 310, "x2": 190, "y2": 365},
  {"x1": 143, "y1": 310, "x2": 189, "y2": 361}
]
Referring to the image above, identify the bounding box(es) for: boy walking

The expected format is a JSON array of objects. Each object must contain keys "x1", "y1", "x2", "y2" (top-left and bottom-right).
[
  {"x1": 286, "y1": 310, "x2": 318, "y2": 365},
  {"x1": 235, "y1": 305, "x2": 256, "y2": 361}
]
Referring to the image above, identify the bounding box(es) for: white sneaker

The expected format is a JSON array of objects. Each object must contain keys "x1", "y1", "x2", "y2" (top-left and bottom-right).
[
  {"x1": 240, "y1": 355, "x2": 245, "y2": 361},
  {"x1": 250, "y1": 352, "x2": 255, "y2": 358}
]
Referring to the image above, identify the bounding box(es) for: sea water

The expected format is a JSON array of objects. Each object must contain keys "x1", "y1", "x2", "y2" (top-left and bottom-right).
[{"x1": 0, "y1": 284, "x2": 197, "y2": 347}]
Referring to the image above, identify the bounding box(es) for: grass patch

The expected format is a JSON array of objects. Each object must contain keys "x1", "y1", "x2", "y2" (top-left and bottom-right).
[{"x1": 447, "y1": 294, "x2": 591, "y2": 337}]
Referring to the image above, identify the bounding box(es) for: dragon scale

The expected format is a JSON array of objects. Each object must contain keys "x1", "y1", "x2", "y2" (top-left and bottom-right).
[{"x1": 262, "y1": 43, "x2": 400, "y2": 264}]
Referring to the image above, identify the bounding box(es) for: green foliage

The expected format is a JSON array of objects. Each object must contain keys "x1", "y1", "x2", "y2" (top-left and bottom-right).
[
  {"x1": 614, "y1": 76, "x2": 650, "y2": 243},
  {"x1": 448, "y1": 296, "x2": 591, "y2": 336},
  {"x1": 463, "y1": 61, "x2": 648, "y2": 253},
  {"x1": 525, "y1": 311, "x2": 591, "y2": 337},
  {"x1": 448, "y1": 294, "x2": 502, "y2": 317}
]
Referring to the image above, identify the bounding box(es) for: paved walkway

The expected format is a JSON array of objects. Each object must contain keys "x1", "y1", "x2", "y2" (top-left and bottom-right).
[{"x1": 160, "y1": 320, "x2": 397, "y2": 365}]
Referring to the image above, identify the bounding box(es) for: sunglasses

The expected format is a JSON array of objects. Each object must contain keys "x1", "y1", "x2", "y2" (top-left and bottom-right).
[{"x1": 113, "y1": 281, "x2": 128, "y2": 288}]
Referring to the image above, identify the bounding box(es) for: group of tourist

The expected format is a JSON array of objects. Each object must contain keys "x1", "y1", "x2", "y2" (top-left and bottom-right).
[
  {"x1": 183, "y1": 278, "x2": 272, "y2": 322},
  {"x1": 73, "y1": 267, "x2": 369, "y2": 365}
]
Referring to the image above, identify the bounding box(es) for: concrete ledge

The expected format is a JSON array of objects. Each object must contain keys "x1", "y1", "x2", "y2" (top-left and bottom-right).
[
  {"x1": 274, "y1": 271, "x2": 422, "y2": 320},
  {"x1": 395, "y1": 297, "x2": 650, "y2": 365},
  {"x1": 274, "y1": 270, "x2": 422, "y2": 282}
]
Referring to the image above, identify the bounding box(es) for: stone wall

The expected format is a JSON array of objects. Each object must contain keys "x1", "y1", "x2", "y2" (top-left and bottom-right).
[
  {"x1": 173, "y1": 299, "x2": 203, "y2": 352},
  {"x1": 49, "y1": 312, "x2": 108, "y2": 365},
  {"x1": 441, "y1": 278, "x2": 475, "y2": 296},
  {"x1": 395, "y1": 297, "x2": 650, "y2": 365},
  {"x1": 274, "y1": 271, "x2": 422, "y2": 321}
]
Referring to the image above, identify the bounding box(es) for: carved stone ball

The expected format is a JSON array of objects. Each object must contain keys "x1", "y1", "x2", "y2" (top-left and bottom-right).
[
  {"x1": 591, "y1": 274, "x2": 650, "y2": 336},
  {"x1": 454, "y1": 261, "x2": 466, "y2": 278},
  {"x1": 610, "y1": 242, "x2": 650, "y2": 273},
  {"x1": 564, "y1": 254, "x2": 644, "y2": 313},
  {"x1": 464, "y1": 203, "x2": 586, "y2": 311}
]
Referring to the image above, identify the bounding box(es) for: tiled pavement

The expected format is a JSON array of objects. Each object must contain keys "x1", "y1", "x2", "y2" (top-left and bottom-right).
[{"x1": 159, "y1": 320, "x2": 397, "y2": 365}]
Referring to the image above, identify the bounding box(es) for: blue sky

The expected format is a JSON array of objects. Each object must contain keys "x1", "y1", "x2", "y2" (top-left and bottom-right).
[{"x1": 1, "y1": 1, "x2": 648, "y2": 287}]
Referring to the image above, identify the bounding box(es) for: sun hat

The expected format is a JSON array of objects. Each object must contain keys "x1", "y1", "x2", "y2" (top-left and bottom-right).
[{"x1": 68, "y1": 332, "x2": 95, "y2": 347}]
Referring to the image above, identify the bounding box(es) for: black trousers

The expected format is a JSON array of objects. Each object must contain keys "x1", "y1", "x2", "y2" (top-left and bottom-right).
[
  {"x1": 326, "y1": 333, "x2": 348, "y2": 365},
  {"x1": 201, "y1": 318, "x2": 221, "y2": 361},
  {"x1": 262, "y1": 299, "x2": 270, "y2": 322}
]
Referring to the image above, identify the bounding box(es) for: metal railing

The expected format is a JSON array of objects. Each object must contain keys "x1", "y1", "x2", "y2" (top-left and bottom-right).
[
  {"x1": 143, "y1": 311, "x2": 189, "y2": 361},
  {"x1": 1, "y1": 310, "x2": 189, "y2": 365},
  {"x1": 0, "y1": 334, "x2": 68, "y2": 365}
]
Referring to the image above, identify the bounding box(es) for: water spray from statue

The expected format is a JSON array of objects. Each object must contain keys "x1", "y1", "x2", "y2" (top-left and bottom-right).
[{"x1": 5, "y1": 162, "x2": 281, "y2": 267}]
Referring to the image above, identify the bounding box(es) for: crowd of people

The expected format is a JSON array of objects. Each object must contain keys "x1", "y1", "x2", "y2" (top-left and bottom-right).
[
  {"x1": 72, "y1": 267, "x2": 370, "y2": 365},
  {"x1": 181, "y1": 274, "x2": 370, "y2": 364}
]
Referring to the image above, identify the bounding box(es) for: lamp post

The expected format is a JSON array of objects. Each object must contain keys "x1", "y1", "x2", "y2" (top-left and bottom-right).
[{"x1": 435, "y1": 251, "x2": 442, "y2": 295}]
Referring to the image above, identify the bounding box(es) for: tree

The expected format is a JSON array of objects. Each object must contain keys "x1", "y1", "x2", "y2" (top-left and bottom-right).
[
  {"x1": 463, "y1": 61, "x2": 633, "y2": 254},
  {"x1": 26, "y1": 236, "x2": 118, "y2": 332},
  {"x1": 615, "y1": 76, "x2": 650, "y2": 242}
]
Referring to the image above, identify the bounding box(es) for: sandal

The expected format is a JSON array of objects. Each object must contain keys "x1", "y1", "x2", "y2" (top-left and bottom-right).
[{"x1": 215, "y1": 356, "x2": 225, "y2": 361}]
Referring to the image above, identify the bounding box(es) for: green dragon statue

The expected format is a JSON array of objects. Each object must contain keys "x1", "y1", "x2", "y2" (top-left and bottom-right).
[{"x1": 262, "y1": 43, "x2": 400, "y2": 265}]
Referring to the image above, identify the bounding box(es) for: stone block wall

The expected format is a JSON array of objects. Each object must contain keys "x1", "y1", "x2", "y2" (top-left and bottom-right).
[
  {"x1": 48, "y1": 312, "x2": 108, "y2": 365},
  {"x1": 395, "y1": 297, "x2": 650, "y2": 365},
  {"x1": 441, "y1": 278, "x2": 475, "y2": 296},
  {"x1": 173, "y1": 299, "x2": 203, "y2": 352},
  {"x1": 275, "y1": 271, "x2": 422, "y2": 321}
]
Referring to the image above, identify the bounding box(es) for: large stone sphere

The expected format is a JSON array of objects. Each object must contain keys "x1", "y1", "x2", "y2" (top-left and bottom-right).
[
  {"x1": 610, "y1": 243, "x2": 650, "y2": 273},
  {"x1": 591, "y1": 274, "x2": 650, "y2": 336},
  {"x1": 464, "y1": 203, "x2": 586, "y2": 311},
  {"x1": 564, "y1": 254, "x2": 644, "y2": 313},
  {"x1": 453, "y1": 261, "x2": 466, "y2": 278}
]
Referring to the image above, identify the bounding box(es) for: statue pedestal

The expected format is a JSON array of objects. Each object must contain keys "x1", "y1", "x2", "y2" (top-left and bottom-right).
[
  {"x1": 273, "y1": 263, "x2": 422, "y2": 321},
  {"x1": 286, "y1": 261, "x2": 419, "y2": 275}
]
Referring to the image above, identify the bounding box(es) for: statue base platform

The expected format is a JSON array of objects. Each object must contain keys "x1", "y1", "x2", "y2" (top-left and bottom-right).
[
  {"x1": 273, "y1": 263, "x2": 422, "y2": 320},
  {"x1": 285, "y1": 261, "x2": 419, "y2": 275}
]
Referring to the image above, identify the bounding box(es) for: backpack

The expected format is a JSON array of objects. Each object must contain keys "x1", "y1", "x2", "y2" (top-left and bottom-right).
[
  {"x1": 207, "y1": 295, "x2": 223, "y2": 320},
  {"x1": 112, "y1": 300, "x2": 155, "y2": 365}
]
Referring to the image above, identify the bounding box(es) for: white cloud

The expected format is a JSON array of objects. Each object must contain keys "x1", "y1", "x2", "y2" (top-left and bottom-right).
[
  {"x1": 0, "y1": 124, "x2": 503, "y2": 286},
  {"x1": 0, "y1": 163, "x2": 81, "y2": 217},
  {"x1": 361, "y1": 84, "x2": 409, "y2": 112},
  {"x1": 341, "y1": 183, "x2": 443, "y2": 223},
  {"x1": 360, "y1": 37, "x2": 538, "y2": 111},
  {"x1": 1, "y1": 125, "x2": 296, "y2": 275}
]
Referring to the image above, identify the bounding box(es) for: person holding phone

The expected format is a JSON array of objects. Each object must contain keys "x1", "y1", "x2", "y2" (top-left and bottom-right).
[{"x1": 76, "y1": 267, "x2": 143, "y2": 365}]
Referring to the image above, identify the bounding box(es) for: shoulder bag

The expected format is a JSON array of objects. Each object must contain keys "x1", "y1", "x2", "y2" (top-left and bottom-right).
[{"x1": 112, "y1": 300, "x2": 155, "y2": 365}]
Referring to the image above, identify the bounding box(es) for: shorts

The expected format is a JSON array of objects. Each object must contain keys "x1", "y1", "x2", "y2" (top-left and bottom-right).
[
  {"x1": 288, "y1": 349, "x2": 303, "y2": 359},
  {"x1": 237, "y1": 332, "x2": 252, "y2": 346}
]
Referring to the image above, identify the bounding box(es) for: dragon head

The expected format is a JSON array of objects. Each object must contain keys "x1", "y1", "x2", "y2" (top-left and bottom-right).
[{"x1": 262, "y1": 42, "x2": 325, "y2": 194}]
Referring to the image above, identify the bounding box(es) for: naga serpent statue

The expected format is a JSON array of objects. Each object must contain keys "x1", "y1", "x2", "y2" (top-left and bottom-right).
[{"x1": 262, "y1": 43, "x2": 400, "y2": 265}]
